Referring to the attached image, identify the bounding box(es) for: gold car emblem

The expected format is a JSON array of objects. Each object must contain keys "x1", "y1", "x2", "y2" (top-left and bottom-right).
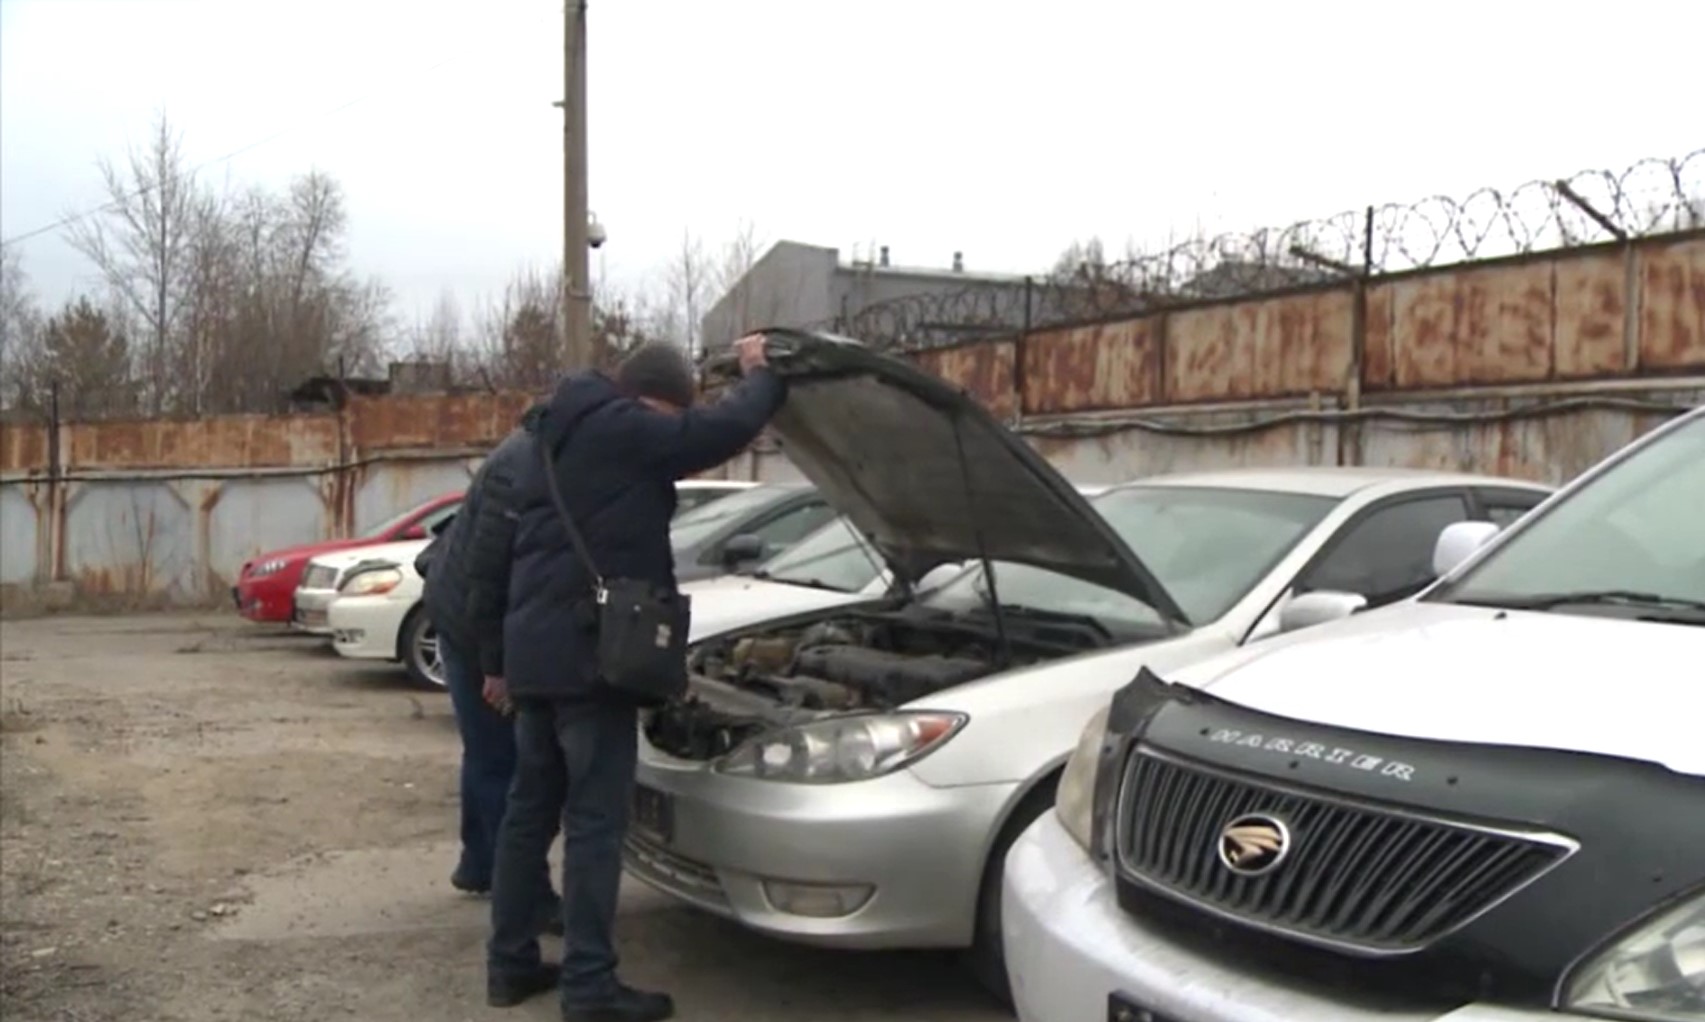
[{"x1": 1217, "y1": 813, "x2": 1291, "y2": 877}]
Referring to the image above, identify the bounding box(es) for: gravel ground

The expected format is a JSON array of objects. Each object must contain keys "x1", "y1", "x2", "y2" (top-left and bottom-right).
[{"x1": 0, "y1": 612, "x2": 1008, "y2": 1022}]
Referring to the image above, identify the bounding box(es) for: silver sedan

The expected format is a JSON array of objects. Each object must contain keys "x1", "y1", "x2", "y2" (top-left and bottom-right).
[{"x1": 625, "y1": 332, "x2": 1554, "y2": 1000}]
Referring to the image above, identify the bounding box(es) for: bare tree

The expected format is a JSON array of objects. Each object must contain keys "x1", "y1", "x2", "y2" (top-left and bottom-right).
[
  {"x1": 591, "y1": 278, "x2": 665, "y2": 363},
  {"x1": 63, "y1": 114, "x2": 203, "y2": 414},
  {"x1": 472, "y1": 265, "x2": 562, "y2": 390},
  {"x1": 1051, "y1": 237, "x2": 1109, "y2": 281},
  {"x1": 660, "y1": 232, "x2": 715, "y2": 357},
  {"x1": 60, "y1": 116, "x2": 392, "y2": 416},
  {"x1": 0, "y1": 247, "x2": 43, "y2": 412},
  {"x1": 462, "y1": 263, "x2": 667, "y2": 389},
  {"x1": 705, "y1": 220, "x2": 778, "y2": 343}
]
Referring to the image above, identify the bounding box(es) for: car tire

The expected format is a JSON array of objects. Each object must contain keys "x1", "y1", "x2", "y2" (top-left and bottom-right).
[
  {"x1": 964, "y1": 775, "x2": 1059, "y2": 1006},
  {"x1": 399, "y1": 605, "x2": 446, "y2": 691}
]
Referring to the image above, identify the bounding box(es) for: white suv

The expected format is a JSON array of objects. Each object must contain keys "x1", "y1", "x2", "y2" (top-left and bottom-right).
[{"x1": 1002, "y1": 406, "x2": 1705, "y2": 1022}]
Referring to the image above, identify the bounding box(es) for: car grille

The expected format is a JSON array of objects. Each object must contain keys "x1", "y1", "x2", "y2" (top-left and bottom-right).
[
  {"x1": 623, "y1": 834, "x2": 728, "y2": 910},
  {"x1": 1115, "y1": 747, "x2": 1574, "y2": 954},
  {"x1": 301, "y1": 565, "x2": 336, "y2": 590}
]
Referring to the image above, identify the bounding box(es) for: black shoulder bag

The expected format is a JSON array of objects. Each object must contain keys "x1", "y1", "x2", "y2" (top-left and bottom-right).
[{"x1": 538, "y1": 440, "x2": 692, "y2": 703}]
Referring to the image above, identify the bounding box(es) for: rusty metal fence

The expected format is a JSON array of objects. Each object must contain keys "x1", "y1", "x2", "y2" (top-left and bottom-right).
[
  {"x1": 2, "y1": 231, "x2": 1702, "y2": 606},
  {"x1": 812, "y1": 148, "x2": 1704, "y2": 352}
]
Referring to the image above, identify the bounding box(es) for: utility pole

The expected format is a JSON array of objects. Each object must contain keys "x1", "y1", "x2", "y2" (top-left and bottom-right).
[{"x1": 560, "y1": 0, "x2": 593, "y2": 368}]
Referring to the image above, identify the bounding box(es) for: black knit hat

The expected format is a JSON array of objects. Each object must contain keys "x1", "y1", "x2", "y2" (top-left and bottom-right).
[{"x1": 615, "y1": 342, "x2": 696, "y2": 408}]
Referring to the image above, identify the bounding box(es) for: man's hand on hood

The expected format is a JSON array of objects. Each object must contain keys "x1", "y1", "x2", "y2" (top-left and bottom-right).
[{"x1": 735, "y1": 334, "x2": 769, "y2": 374}]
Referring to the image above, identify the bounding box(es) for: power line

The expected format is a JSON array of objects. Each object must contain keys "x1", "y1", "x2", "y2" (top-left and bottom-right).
[{"x1": 2, "y1": 46, "x2": 486, "y2": 249}]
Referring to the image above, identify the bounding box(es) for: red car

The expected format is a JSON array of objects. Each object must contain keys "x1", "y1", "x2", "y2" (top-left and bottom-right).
[{"x1": 232, "y1": 492, "x2": 464, "y2": 623}]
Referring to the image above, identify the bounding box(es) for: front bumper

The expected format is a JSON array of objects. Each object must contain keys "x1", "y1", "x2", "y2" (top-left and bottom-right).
[
  {"x1": 234, "y1": 579, "x2": 292, "y2": 622},
  {"x1": 1002, "y1": 811, "x2": 1556, "y2": 1022},
  {"x1": 290, "y1": 588, "x2": 337, "y2": 635},
  {"x1": 626, "y1": 738, "x2": 1017, "y2": 948},
  {"x1": 328, "y1": 596, "x2": 405, "y2": 661}
]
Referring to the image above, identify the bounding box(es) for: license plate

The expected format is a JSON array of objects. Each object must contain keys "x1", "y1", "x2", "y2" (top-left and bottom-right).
[
  {"x1": 631, "y1": 785, "x2": 674, "y2": 844},
  {"x1": 1107, "y1": 992, "x2": 1174, "y2": 1022}
]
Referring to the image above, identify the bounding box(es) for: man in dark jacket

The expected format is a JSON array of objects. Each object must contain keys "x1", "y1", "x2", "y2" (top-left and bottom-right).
[
  {"x1": 418, "y1": 421, "x2": 560, "y2": 921},
  {"x1": 485, "y1": 336, "x2": 783, "y2": 1020}
]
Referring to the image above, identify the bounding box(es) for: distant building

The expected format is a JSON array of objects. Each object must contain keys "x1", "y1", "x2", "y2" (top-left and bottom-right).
[
  {"x1": 698, "y1": 242, "x2": 1336, "y2": 356},
  {"x1": 285, "y1": 359, "x2": 455, "y2": 412},
  {"x1": 699, "y1": 241, "x2": 1040, "y2": 353}
]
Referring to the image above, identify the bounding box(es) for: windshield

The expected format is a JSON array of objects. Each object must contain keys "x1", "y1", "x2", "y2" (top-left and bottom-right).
[
  {"x1": 670, "y1": 485, "x2": 794, "y2": 549},
  {"x1": 1434, "y1": 415, "x2": 1705, "y2": 615},
  {"x1": 754, "y1": 517, "x2": 885, "y2": 593},
  {"x1": 360, "y1": 500, "x2": 437, "y2": 540},
  {"x1": 922, "y1": 485, "x2": 1337, "y2": 632},
  {"x1": 674, "y1": 485, "x2": 743, "y2": 518}
]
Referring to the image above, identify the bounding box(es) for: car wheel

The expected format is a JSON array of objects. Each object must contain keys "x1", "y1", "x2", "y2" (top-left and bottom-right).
[
  {"x1": 965, "y1": 776, "x2": 1059, "y2": 1006},
  {"x1": 399, "y1": 606, "x2": 446, "y2": 690}
]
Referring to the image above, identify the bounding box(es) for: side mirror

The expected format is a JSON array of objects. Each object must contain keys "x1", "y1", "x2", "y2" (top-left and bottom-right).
[
  {"x1": 399, "y1": 524, "x2": 428, "y2": 541},
  {"x1": 721, "y1": 533, "x2": 765, "y2": 566},
  {"x1": 1432, "y1": 521, "x2": 1500, "y2": 578},
  {"x1": 1278, "y1": 590, "x2": 1368, "y2": 634}
]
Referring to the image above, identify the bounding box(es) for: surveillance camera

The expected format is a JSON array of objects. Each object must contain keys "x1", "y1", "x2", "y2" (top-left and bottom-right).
[{"x1": 587, "y1": 218, "x2": 608, "y2": 249}]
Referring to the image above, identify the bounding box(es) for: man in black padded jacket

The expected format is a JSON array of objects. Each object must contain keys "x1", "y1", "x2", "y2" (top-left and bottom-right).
[
  {"x1": 485, "y1": 336, "x2": 783, "y2": 1021},
  {"x1": 418, "y1": 417, "x2": 559, "y2": 927}
]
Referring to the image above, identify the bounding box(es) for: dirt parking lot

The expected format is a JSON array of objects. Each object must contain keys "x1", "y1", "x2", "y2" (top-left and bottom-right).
[{"x1": 0, "y1": 612, "x2": 1008, "y2": 1022}]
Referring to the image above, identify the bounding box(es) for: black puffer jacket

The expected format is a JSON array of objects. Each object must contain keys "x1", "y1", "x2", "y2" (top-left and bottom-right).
[
  {"x1": 502, "y1": 367, "x2": 786, "y2": 701},
  {"x1": 420, "y1": 410, "x2": 542, "y2": 677}
]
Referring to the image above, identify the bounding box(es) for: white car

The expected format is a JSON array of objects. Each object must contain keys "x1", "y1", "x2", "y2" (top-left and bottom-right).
[
  {"x1": 1002, "y1": 405, "x2": 1704, "y2": 1022},
  {"x1": 325, "y1": 544, "x2": 437, "y2": 686},
  {"x1": 293, "y1": 540, "x2": 428, "y2": 637},
  {"x1": 683, "y1": 491, "x2": 1107, "y2": 638},
  {"x1": 327, "y1": 496, "x2": 879, "y2": 690},
  {"x1": 620, "y1": 331, "x2": 1554, "y2": 1000}
]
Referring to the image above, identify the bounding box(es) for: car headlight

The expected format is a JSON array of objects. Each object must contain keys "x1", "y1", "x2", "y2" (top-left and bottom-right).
[
  {"x1": 339, "y1": 567, "x2": 402, "y2": 596},
  {"x1": 713, "y1": 712, "x2": 967, "y2": 784},
  {"x1": 1055, "y1": 704, "x2": 1110, "y2": 852},
  {"x1": 249, "y1": 558, "x2": 288, "y2": 578},
  {"x1": 1562, "y1": 888, "x2": 1705, "y2": 1021}
]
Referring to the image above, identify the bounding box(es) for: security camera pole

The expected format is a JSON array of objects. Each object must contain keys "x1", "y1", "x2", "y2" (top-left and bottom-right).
[{"x1": 559, "y1": 0, "x2": 594, "y2": 368}]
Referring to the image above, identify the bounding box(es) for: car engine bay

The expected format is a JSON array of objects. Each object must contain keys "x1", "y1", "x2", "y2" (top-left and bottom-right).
[{"x1": 642, "y1": 607, "x2": 1105, "y2": 761}]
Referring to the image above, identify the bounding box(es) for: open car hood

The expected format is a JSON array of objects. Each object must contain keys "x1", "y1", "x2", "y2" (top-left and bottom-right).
[{"x1": 704, "y1": 330, "x2": 1190, "y2": 626}]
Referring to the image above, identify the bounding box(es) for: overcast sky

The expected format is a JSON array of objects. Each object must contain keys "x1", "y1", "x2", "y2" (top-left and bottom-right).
[{"x1": 2, "y1": 0, "x2": 1700, "y2": 329}]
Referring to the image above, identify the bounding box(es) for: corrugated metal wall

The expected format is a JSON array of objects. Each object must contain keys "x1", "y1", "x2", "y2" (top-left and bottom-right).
[{"x1": 3, "y1": 233, "x2": 1700, "y2": 603}]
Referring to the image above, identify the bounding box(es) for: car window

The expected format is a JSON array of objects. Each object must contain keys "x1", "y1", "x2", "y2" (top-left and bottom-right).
[
  {"x1": 670, "y1": 486, "x2": 799, "y2": 549},
  {"x1": 739, "y1": 501, "x2": 836, "y2": 561},
  {"x1": 1299, "y1": 494, "x2": 1470, "y2": 606},
  {"x1": 1477, "y1": 488, "x2": 1547, "y2": 528},
  {"x1": 415, "y1": 502, "x2": 460, "y2": 534},
  {"x1": 360, "y1": 504, "x2": 423, "y2": 539},
  {"x1": 923, "y1": 486, "x2": 1338, "y2": 633},
  {"x1": 755, "y1": 517, "x2": 885, "y2": 593},
  {"x1": 1436, "y1": 416, "x2": 1705, "y2": 611},
  {"x1": 1485, "y1": 505, "x2": 1530, "y2": 528},
  {"x1": 674, "y1": 486, "x2": 741, "y2": 517}
]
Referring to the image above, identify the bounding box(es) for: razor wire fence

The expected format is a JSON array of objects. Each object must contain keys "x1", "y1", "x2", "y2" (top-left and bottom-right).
[{"x1": 811, "y1": 148, "x2": 1705, "y2": 352}]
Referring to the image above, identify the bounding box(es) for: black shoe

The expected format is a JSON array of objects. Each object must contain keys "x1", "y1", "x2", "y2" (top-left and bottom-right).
[
  {"x1": 487, "y1": 964, "x2": 558, "y2": 1008},
  {"x1": 561, "y1": 984, "x2": 674, "y2": 1022},
  {"x1": 451, "y1": 867, "x2": 490, "y2": 895}
]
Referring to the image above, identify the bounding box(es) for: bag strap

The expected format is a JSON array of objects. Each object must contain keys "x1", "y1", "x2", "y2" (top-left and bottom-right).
[{"x1": 537, "y1": 437, "x2": 608, "y2": 604}]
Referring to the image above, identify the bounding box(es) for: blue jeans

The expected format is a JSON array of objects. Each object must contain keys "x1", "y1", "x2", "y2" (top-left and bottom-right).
[
  {"x1": 442, "y1": 636, "x2": 562, "y2": 903},
  {"x1": 488, "y1": 697, "x2": 637, "y2": 1003}
]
